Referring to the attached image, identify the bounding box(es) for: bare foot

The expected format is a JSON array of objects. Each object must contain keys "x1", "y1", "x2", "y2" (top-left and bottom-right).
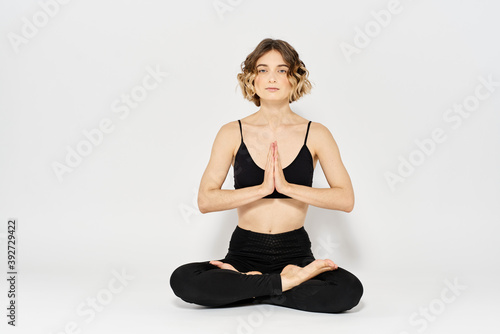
[
  {"x1": 280, "y1": 259, "x2": 338, "y2": 292},
  {"x1": 209, "y1": 260, "x2": 262, "y2": 275}
]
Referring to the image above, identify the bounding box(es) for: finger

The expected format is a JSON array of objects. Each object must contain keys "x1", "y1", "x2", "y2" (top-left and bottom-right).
[
  {"x1": 209, "y1": 261, "x2": 224, "y2": 269},
  {"x1": 210, "y1": 260, "x2": 228, "y2": 268},
  {"x1": 274, "y1": 153, "x2": 282, "y2": 174},
  {"x1": 245, "y1": 271, "x2": 263, "y2": 275},
  {"x1": 220, "y1": 263, "x2": 236, "y2": 270},
  {"x1": 210, "y1": 260, "x2": 237, "y2": 271},
  {"x1": 271, "y1": 144, "x2": 275, "y2": 168},
  {"x1": 268, "y1": 143, "x2": 273, "y2": 167}
]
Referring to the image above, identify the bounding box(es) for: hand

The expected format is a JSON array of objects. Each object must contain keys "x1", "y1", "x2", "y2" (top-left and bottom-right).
[
  {"x1": 260, "y1": 142, "x2": 276, "y2": 196},
  {"x1": 209, "y1": 260, "x2": 262, "y2": 275},
  {"x1": 273, "y1": 141, "x2": 290, "y2": 194}
]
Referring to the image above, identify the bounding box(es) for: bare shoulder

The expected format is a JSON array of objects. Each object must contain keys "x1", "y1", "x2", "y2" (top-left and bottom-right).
[
  {"x1": 217, "y1": 119, "x2": 240, "y2": 142},
  {"x1": 217, "y1": 119, "x2": 238, "y2": 134},
  {"x1": 308, "y1": 121, "x2": 352, "y2": 191},
  {"x1": 198, "y1": 120, "x2": 241, "y2": 192},
  {"x1": 307, "y1": 121, "x2": 339, "y2": 157},
  {"x1": 309, "y1": 121, "x2": 331, "y2": 137},
  {"x1": 210, "y1": 120, "x2": 241, "y2": 160},
  {"x1": 210, "y1": 119, "x2": 237, "y2": 141}
]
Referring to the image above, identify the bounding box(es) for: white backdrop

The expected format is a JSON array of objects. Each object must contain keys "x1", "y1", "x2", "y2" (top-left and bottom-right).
[{"x1": 1, "y1": 1, "x2": 499, "y2": 333}]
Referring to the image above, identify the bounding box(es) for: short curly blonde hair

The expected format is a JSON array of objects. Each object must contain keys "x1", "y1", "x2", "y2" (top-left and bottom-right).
[{"x1": 237, "y1": 38, "x2": 312, "y2": 107}]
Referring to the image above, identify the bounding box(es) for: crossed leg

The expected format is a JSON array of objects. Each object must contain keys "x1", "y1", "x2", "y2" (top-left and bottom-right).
[
  {"x1": 254, "y1": 266, "x2": 364, "y2": 313},
  {"x1": 170, "y1": 260, "x2": 282, "y2": 307},
  {"x1": 209, "y1": 259, "x2": 338, "y2": 292},
  {"x1": 170, "y1": 259, "x2": 362, "y2": 313}
]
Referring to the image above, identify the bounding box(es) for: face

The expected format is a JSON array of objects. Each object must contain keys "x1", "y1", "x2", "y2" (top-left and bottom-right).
[{"x1": 253, "y1": 50, "x2": 292, "y2": 104}]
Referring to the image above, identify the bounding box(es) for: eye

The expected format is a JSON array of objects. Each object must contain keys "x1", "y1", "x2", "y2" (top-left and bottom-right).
[{"x1": 278, "y1": 69, "x2": 287, "y2": 73}]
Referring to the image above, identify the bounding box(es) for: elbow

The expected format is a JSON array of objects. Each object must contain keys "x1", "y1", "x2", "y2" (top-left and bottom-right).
[
  {"x1": 344, "y1": 203, "x2": 354, "y2": 213},
  {"x1": 199, "y1": 205, "x2": 208, "y2": 214},
  {"x1": 198, "y1": 203, "x2": 209, "y2": 214},
  {"x1": 343, "y1": 193, "x2": 355, "y2": 213},
  {"x1": 197, "y1": 192, "x2": 210, "y2": 214}
]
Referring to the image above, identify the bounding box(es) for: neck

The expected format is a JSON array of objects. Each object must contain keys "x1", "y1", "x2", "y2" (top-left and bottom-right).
[{"x1": 256, "y1": 100, "x2": 294, "y2": 129}]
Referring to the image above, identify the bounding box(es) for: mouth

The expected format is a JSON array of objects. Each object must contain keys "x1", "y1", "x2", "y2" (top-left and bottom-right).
[{"x1": 266, "y1": 87, "x2": 279, "y2": 92}]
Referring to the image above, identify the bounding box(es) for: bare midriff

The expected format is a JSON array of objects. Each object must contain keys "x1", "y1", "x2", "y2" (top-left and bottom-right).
[{"x1": 236, "y1": 198, "x2": 309, "y2": 234}]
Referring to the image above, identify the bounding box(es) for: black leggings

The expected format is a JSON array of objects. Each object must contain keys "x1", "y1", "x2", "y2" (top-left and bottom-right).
[{"x1": 170, "y1": 225, "x2": 363, "y2": 313}]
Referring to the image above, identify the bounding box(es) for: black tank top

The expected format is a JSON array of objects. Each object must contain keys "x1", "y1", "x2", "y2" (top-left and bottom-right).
[{"x1": 233, "y1": 120, "x2": 314, "y2": 199}]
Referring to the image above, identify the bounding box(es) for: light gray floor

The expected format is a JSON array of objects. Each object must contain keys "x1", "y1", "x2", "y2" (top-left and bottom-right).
[{"x1": 2, "y1": 270, "x2": 497, "y2": 334}]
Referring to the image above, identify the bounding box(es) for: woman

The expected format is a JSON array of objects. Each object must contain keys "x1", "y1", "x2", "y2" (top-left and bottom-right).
[{"x1": 170, "y1": 38, "x2": 363, "y2": 313}]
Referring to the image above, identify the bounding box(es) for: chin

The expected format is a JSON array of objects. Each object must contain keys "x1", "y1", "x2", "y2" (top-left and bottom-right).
[{"x1": 262, "y1": 95, "x2": 287, "y2": 102}]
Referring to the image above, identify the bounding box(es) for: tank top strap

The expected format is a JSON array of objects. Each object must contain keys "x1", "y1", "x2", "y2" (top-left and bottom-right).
[
  {"x1": 304, "y1": 121, "x2": 312, "y2": 145},
  {"x1": 238, "y1": 119, "x2": 243, "y2": 142}
]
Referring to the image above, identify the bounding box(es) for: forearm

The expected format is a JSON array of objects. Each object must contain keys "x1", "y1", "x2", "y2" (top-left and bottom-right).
[
  {"x1": 283, "y1": 183, "x2": 354, "y2": 212},
  {"x1": 198, "y1": 186, "x2": 267, "y2": 214}
]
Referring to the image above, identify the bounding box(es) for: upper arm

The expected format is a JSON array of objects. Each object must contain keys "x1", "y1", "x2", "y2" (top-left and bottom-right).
[
  {"x1": 198, "y1": 122, "x2": 238, "y2": 194},
  {"x1": 312, "y1": 122, "x2": 354, "y2": 195}
]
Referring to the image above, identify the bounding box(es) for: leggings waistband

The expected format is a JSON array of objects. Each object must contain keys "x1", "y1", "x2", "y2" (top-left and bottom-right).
[{"x1": 225, "y1": 225, "x2": 314, "y2": 265}]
